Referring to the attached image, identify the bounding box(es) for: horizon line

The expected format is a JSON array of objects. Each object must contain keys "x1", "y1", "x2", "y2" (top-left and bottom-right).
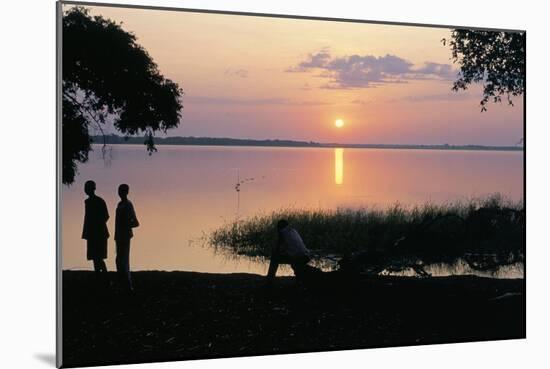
[{"x1": 91, "y1": 134, "x2": 524, "y2": 150}]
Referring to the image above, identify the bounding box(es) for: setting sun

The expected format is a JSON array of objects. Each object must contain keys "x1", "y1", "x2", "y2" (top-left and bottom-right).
[{"x1": 335, "y1": 119, "x2": 345, "y2": 128}]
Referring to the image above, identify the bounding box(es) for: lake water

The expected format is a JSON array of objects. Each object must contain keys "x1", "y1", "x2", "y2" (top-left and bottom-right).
[{"x1": 62, "y1": 144, "x2": 523, "y2": 275}]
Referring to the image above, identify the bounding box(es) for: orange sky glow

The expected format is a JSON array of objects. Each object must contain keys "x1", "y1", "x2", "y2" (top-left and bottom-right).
[{"x1": 66, "y1": 5, "x2": 524, "y2": 146}]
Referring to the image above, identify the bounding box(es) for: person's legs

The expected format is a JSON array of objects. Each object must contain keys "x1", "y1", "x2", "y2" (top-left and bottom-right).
[
  {"x1": 92, "y1": 259, "x2": 102, "y2": 273},
  {"x1": 291, "y1": 263, "x2": 306, "y2": 279},
  {"x1": 291, "y1": 256, "x2": 322, "y2": 284},
  {"x1": 98, "y1": 239, "x2": 107, "y2": 273},
  {"x1": 116, "y1": 239, "x2": 132, "y2": 290},
  {"x1": 97, "y1": 259, "x2": 107, "y2": 272},
  {"x1": 115, "y1": 240, "x2": 123, "y2": 276},
  {"x1": 125, "y1": 240, "x2": 133, "y2": 290},
  {"x1": 89, "y1": 239, "x2": 107, "y2": 274},
  {"x1": 92, "y1": 258, "x2": 108, "y2": 287},
  {"x1": 88, "y1": 240, "x2": 99, "y2": 274}
]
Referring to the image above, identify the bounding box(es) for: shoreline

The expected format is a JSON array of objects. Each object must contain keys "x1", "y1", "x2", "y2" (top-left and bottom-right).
[
  {"x1": 90, "y1": 138, "x2": 524, "y2": 152},
  {"x1": 61, "y1": 267, "x2": 524, "y2": 279},
  {"x1": 62, "y1": 271, "x2": 525, "y2": 367}
]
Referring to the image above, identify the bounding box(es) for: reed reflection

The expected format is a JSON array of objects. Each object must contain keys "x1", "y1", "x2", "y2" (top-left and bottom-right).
[{"x1": 334, "y1": 148, "x2": 344, "y2": 185}]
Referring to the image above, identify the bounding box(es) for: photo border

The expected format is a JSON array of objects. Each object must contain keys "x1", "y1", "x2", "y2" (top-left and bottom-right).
[{"x1": 56, "y1": 1, "x2": 527, "y2": 367}]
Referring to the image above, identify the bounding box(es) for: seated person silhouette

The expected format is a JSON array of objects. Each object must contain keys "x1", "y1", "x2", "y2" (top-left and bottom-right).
[
  {"x1": 82, "y1": 180, "x2": 110, "y2": 276},
  {"x1": 266, "y1": 219, "x2": 321, "y2": 286},
  {"x1": 114, "y1": 184, "x2": 140, "y2": 292}
]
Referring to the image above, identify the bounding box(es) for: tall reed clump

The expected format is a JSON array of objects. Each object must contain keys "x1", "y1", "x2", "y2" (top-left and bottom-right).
[{"x1": 209, "y1": 194, "x2": 524, "y2": 271}]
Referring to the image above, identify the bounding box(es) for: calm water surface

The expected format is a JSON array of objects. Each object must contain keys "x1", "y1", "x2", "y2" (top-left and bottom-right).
[{"x1": 62, "y1": 145, "x2": 523, "y2": 275}]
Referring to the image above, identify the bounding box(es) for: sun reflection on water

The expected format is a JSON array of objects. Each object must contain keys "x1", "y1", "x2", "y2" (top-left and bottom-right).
[{"x1": 335, "y1": 148, "x2": 344, "y2": 185}]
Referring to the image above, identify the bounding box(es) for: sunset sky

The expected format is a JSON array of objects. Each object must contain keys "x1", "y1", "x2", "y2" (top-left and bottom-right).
[{"x1": 68, "y1": 4, "x2": 524, "y2": 146}]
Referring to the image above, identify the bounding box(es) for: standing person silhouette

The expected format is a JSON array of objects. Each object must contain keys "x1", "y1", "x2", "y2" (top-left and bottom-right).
[
  {"x1": 82, "y1": 180, "x2": 110, "y2": 277},
  {"x1": 114, "y1": 184, "x2": 139, "y2": 291}
]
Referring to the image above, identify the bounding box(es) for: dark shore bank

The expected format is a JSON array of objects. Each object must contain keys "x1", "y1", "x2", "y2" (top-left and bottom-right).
[{"x1": 62, "y1": 271, "x2": 525, "y2": 368}]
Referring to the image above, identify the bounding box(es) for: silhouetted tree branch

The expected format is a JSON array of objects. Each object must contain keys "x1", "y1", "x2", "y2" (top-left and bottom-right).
[
  {"x1": 442, "y1": 30, "x2": 525, "y2": 112},
  {"x1": 62, "y1": 6, "x2": 183, "y2": 184},
  {"x1": 63, "y1": 90, "x2": 107, "y2": 145}
]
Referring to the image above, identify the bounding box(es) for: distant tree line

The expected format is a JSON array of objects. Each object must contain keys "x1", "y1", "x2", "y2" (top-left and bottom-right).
[{"x1": 90, "y1": 135, "x2": 522, "y2": 151}]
